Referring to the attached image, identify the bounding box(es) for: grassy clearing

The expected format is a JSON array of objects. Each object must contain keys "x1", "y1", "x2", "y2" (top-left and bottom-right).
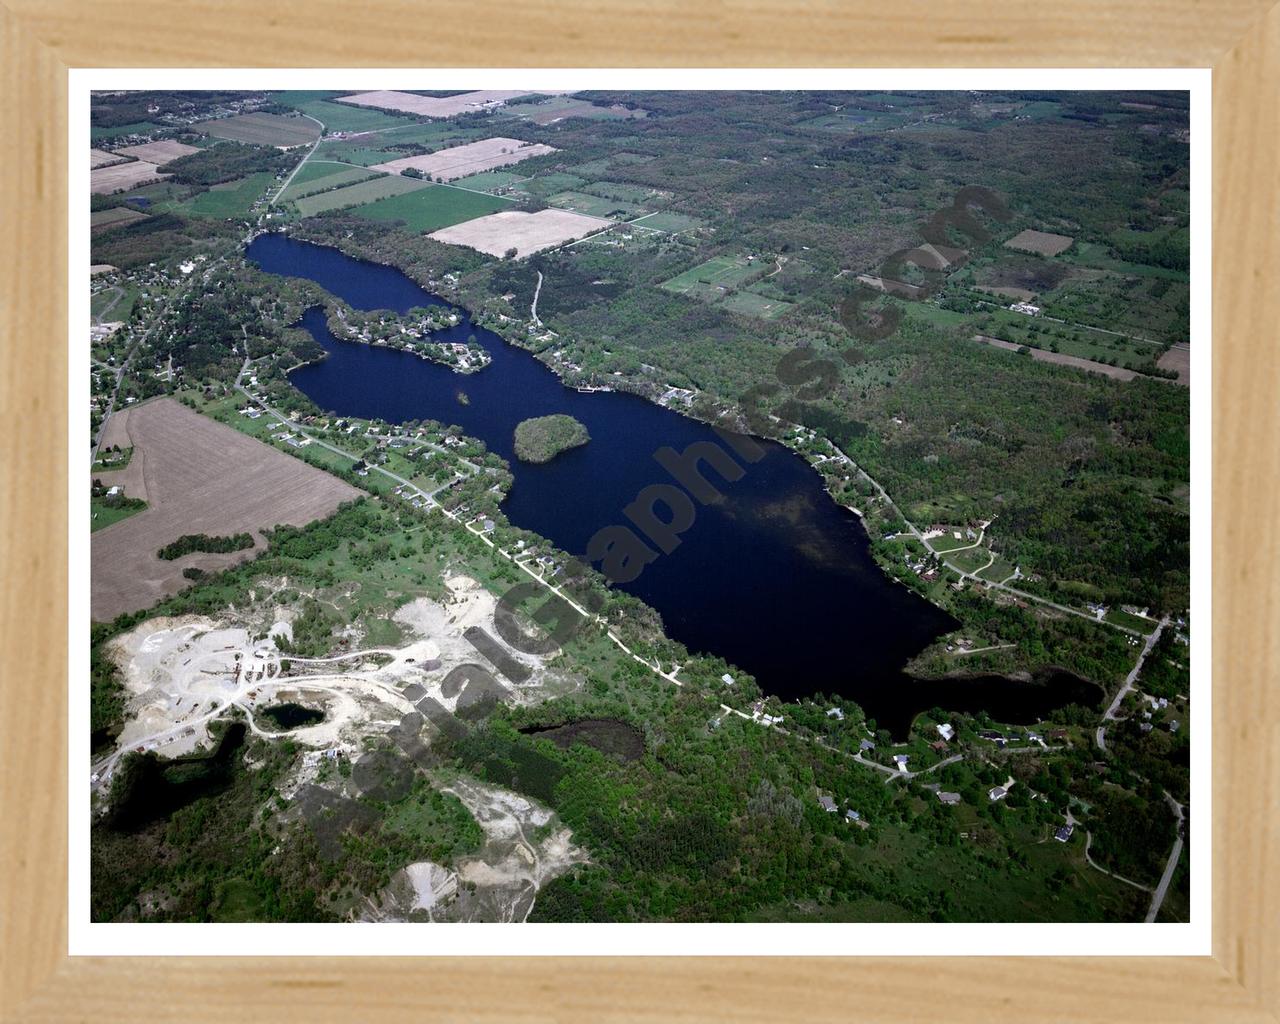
[
  {"x1": 546, "y1": 190, "x2": 643, "y2": 219},
  {"x1": 945, "y1": 547, "x2": 992, "y2": 575},
  {"x1": 278, "y1": 164, "x2": 379, "y2": 203},
  {"x1": 515, "y1": 172, "x2": 586, "y2": 197},
  {"x1": 293, "y1": 174, "x2": 432, "y2": 217},
  {"x1": 719, "y1": 289, "x2": 793, "y2": 319},
  {"x1": 91, "y1": 495, "x2": 146, "y2": 531},
  {"x1": 629, "y1": 211, "x2": 701, "y2": 233},
  {"x1": 178, "y1": 173, "x2": 275, "y2": 219},
  {"x1": 278, "y1": 98, "x2": 414, "y2": 134},
  {"x1": 90, "y1": 121, "x2": 162, "y2": 141},
  {"x1": 978, "y1": 556, "x2": 1015, "y2": 583},
  {"x1": 352, "y1": 184, "x2": 509, "y2": 233},
  {"x1": 660, "y1": 254, "x2": 765, "y2": 298},
  {"x1": 1104, "y1": 608, "x2": 1159, "y2": 634},
  {"x1": 451, "y1": 170, "x2": 528, "y2": 192},
  {"x1": 581, "y1": 180, "x2": 656, "y2": 203}
]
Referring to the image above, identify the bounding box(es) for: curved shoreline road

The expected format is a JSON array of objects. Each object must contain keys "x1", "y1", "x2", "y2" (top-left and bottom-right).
[{"x1": 531, "y1": 271, "x2": 543, "y2": 326}]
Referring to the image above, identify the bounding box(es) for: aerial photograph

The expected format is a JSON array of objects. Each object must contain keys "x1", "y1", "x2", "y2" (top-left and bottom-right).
[{"x1": 86, "y1": 87, "x2": 1192, "y2": 925}]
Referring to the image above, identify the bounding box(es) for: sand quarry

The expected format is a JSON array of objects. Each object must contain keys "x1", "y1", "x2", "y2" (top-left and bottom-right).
[{"x1": 94, "y1": 574, "x2": 587, "y2": 920}]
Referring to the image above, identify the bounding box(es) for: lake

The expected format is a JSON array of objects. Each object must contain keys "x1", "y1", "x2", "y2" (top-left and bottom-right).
[{"x1": 247, "y1": 233, "x2": 1099, "y2": 735}]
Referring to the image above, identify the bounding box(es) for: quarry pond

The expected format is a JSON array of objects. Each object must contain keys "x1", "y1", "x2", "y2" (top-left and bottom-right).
[{"x1": 247, "y1": 233, "x2": 1101, "y2": 735}]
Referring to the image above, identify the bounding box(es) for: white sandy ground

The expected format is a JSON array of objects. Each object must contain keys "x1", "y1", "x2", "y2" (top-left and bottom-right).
[
  {"x1": 360, "y1": 776, "x2": 588, "y2": 923},
  {"x1": 93, "y1": 575, "x2": 574, "y2": 790}
]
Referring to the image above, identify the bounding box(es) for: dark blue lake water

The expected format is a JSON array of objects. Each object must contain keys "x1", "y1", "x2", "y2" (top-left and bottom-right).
[{"x1": 248, "y1": 233, "x2": 1099, "y2": 735}]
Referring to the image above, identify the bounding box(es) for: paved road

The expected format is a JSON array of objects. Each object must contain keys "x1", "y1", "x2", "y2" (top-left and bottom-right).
[
  {"x1": 1097, "y1": 616, "x2": 1170, "y2": 750},
  {"x1": 531, "y1": 271, "x2": 543, "y2": 326},
  {"x1": 1145, "y1": 792, "x2": 1186, "y2": 922},
  {"x1": 270, "y1": 114, "x2": 327, "y2": 206}
]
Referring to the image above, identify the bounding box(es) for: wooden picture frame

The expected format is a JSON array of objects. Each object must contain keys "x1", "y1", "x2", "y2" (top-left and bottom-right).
[{"x1": 2, "y1": 2, "x2": 1275, "y2": 1019}]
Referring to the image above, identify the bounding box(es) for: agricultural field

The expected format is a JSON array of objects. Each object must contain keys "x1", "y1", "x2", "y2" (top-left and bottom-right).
[
  {"x1": 292, "y1": 174, "x2": 430, "y2": 217},
  {"x1": 1157, "y1": 343, "x2": 1190, "y2": 384},
  {"x1": 370, "y1": 138, "x2": 557, "y2": 181},
  {"x1": 1004, "y1": 228, "x2": 1075, "y2": 257},
  {"x1": 545, "y1": 190, "x2": 644, "y2": 219},
  {"x1": 309, "y1": 140, "x2": 400, "y2": 166},
  {"x1": 352, "y1": 184, "x2": 511, "y2": 233},
  {"x1": 334, "y1": 89, "x2": 553, "y2": 119},
  {"x1": 90, "y1": 398, "x2": 360, "y2": 621},
  {"x1": 277, "y1": 163, "x2": 380, "y2": 203},
  {"x1": 113, "y1": 140, "x2": 202, "y2": 166},
  {"x1": 579, "y1": 181, "x2": 660, "y2": 204},
  {"x1": 90, "y1": 121, "x2": 162, "y2": 142},
  {"x1": 514, "y1": 172, "x2": 587, "y2": 197},
  {"x1": 659, "y1": 254, "x2": 770, "y2": 300},
  {"x1": 628, "y1": 211, "x2": 702, "y2": 233},
  {"x1": 272, "y1": 92, "x2": 415, "y2": 134},
  {"x1": 177, "y1": 173, "x2": 276, "y2": 219},
  {"x1": 429, "y1": 208, "x2": 611, "y2": 258},
  {"x1": 203, "y1": 112, "x2": 321, "y2": 148},
  {"x1": 91, "y1": 207, "x2": 150, "y2": 231},
  {"x1": 972, "y1": 334, "x2": 1141, "y2": 382},
  {"x1": 514, "y1": 96, "x2": 648, "y2": 126},
  {"x1": 91, "y1": 161, "x2": 167, "y2": 195},
  {"x1": 90, "y1": 148, "x2": 128, "y2": 169},
  {"x1": 718, "y1": 289, "x2": 793, "y2": 320},
  {"x1": 450, "y1": 170, "x2": 529, "y2": 192}
]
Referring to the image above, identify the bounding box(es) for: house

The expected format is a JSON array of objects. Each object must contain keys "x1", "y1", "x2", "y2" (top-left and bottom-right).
[
  {"x1": 930, "y1": 740, "x2": 949, "y2": 753},
  {"x1": 826, "y1": 707, "x2": 844, "y2": 721},
  {"x1": 937, "y1": 723, "x2": 956, "y2": 742},
  {"x1": 892, "y1": 754, "x2": 910, "y2": 772},
  {"x1": 1009, "y1": 301, "x2": 1041, "y2": 316},
  {"x1": 989, "y1": 785, "x2": 1009, "y2": 802},
  {"x1": 818, "y1": 795, "x2": 838, "y2": 813},
  {"x1": 106, "y1": 485, "x2": 122, "y2": 497},
  {"x1": 860, "y1": 739, "x2": 876, "y2": 752},
  {"x1": 936, "y1": 791, "x2": 962, "y2": 805},
  {"x1": 1054, "y1": 824, "x2": 1074, "y2": 843},
  {"x1": 721, "y1": 673, "x2": 735, "y2": 686},
  {"x1": 844, "y1": 808, "x2": 861, "y2": 822}
]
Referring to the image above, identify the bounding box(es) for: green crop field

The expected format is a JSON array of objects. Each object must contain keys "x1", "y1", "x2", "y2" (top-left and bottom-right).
[
  {"x1": 719, "y1": 289, "x2": 793, "y2": 319},
  {"x1": 91, "y1": 495, "x2": 146, "y2": 532},
  {"x1": 278, "y1": 163, "x2": 379, "y2": 203},
  {"x1": 203, "y1": 113, "x2": 320, "y2": 148},
  {"x1": 581, "y1": 181, "x2": 658, "y2": 203},
  {"x1": 546, "y1": 190, "x2": 643, "y2": 219},
  {"x1": 630, "y1": 211, "x2": 702, "y2": 233},
  {"x1": 352, "y1": 184, "x2": 509, "y2": 233},
  {"x1": 275, "y1": 97, "x2": 415, "y2": 134},
  {"x1": 90, "y1": 121, "x2": 162, "y2": 141},
  {"x1": 451, "y1": 170, "x2": 528, "y2": 192},
  {"x1": 660, "y1": 254, "x2": 766, "y2": 299},
  {"x1": 310, "y1": 140, "x2": 403, "y2": 166},
  {"x1": 515, "y1": 172, "x2": 586, "y2": 197},
  {"x1": 293, "y1": 174, "x2": 432, "y2": 217},
  {"x1": 178, "y1": 173, "x2": 275, "y2": 218}
]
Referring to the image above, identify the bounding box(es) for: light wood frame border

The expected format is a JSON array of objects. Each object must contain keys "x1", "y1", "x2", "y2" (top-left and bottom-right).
[{"x1": 2, "y1": 3, "x2": 1276, "y2": 1020}]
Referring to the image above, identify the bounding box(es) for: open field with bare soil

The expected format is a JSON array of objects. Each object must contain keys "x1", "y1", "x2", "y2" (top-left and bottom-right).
[
  {"x1": 336, "y1": 90, "x2": 554, "y2": 118},
  {"x1": 91, "y1": 398, "x2": 360, "y2": 620},
  {"x1": 91, "y1": 161, "x2": 166, "y2": 195},
  {"x1": 370, "y1": 138, "x2": 556, "y2": 181},
  {"x1": 113, "y1": 140, "x2": 202, "y2": 166},
  {"x1": 90, "y1": 147, "x2": 127, "y2": 169},
  {"x1": 429, "y1": 208, "x2": 611, "y2": 257},
  {"x1": 1157, "y1": 342, "x2": 1190, "y2": 385},
  {"x1": 91, "y1": 207, "x2": 150, "y2": 231},
  {"x1": 1004, "y1": 228, "x2": 1075, "y2": 256},
  {"x1": 203, "y1": 112, "x2": 321, "y2": 148},
  {"x1": 974, "y1": 334, "x2": 1140, "y2": 381}
]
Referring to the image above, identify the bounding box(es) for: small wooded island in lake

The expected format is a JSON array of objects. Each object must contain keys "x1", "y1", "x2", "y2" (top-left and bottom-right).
[{"x1": 513, "y1": 414, "x2": 591, "y2": 463}]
